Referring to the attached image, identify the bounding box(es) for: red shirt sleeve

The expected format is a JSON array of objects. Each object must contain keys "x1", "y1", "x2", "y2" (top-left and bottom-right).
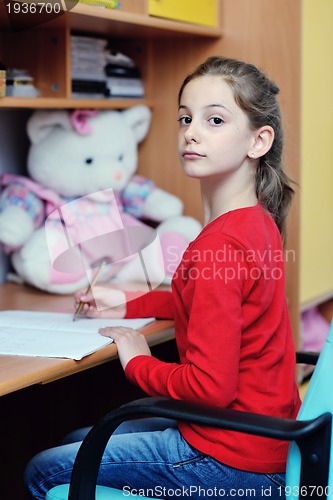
[{"x1": 124, "y1": 290, "x2": 175, "y2": 319}]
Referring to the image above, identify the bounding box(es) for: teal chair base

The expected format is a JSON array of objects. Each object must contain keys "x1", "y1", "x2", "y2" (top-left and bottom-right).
[
  {"x1": 286, "y1": 323, "x2": 333, "y2": 497},
  {"x1": 46, "y1": 484, "x2": 157, "y2": 499}
]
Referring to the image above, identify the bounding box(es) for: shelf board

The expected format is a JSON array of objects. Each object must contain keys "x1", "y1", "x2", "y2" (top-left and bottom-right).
[
  {"x1": 0, "y1": 2, "x2": 222, "y2": 38},
  {"x1": 0, "y1": 96, "x2": 155, "y2": 109},
  {"x1": 68, "y1": 3, "x2": 222, "y2": 38}
]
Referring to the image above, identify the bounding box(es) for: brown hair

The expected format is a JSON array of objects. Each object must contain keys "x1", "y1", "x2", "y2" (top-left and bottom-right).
[{"x1": 178, "y1": 56, "x2": 294, "y2": 238}]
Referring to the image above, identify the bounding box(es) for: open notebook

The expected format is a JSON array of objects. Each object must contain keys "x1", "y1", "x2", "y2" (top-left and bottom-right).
[{"x1": 0, "y1": 310, "x2": 155, "y2": 360}]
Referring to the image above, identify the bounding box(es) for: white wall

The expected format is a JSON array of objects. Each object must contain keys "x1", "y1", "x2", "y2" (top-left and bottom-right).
[{"x1": 300, "y1": 0, "x2": 333, "y2": 307}]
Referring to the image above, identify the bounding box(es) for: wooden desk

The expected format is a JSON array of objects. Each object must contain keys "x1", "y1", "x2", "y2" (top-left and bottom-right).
[
  {"x1": 0, "y1": 283, "x2": 175, "y2": 396},
  {"x1": 0, "y1": 283, "x2": 176, "y2": 499}
]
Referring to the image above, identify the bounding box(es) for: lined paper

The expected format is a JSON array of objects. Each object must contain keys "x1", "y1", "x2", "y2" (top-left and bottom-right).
[{"x1": 0, "y1": 310, "x2": 154, "y2": 360}]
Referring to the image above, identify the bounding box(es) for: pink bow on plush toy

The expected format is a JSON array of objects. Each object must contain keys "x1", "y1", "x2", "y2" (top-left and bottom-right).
[{"x1": 70, "y1": 109, "x2": 99, "y2": 135}]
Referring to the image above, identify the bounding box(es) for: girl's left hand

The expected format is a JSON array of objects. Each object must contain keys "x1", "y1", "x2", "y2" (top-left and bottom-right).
[{"x1": 99, "y1": 326, "x2": 151, "y2": 370}]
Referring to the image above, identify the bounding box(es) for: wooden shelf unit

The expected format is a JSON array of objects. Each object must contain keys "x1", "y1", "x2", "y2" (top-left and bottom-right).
[
  {"x1": 0, "y1": 2, "x2": 222, "y2": 106},
  {"x1": 0, "y1": 1, "x2": 222, "y2": 36},
  {"x1": 0, "y1": 96, "x2": 155, "y2": 109},
  {"x1": 0, "y1": 1, "x2": 223, "y2": 220}
]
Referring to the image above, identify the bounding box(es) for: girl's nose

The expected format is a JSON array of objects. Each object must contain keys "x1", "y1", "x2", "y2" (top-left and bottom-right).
[{"x1": 184, "y1": 123, "x2": 199, "y2": 143}]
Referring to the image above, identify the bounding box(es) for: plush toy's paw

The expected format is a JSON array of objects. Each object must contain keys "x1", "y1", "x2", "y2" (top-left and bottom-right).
[
  {"x1": 12, "y1": 229, "x2": 52, "y2": 290},
  {"x1": 0, "y1": 207, "x2": 34, "y2": 247},
  {"x1": 142, "y1": 188, "x2": 183, "y2": 222},
  {"x1": 157, "y1": 215, "x2": 202, "y2": 279},
  {"x1": 113, "y1": 216, "x2": 202, "y2": 284},
  {"x1": 11, "y1": 228, "x2": 89, "y2": 294},
  {"x1": 113, "y1": 232, "x2": 165, "y2": 287},
  {"x1": 157, "y1": 215, "x2": 202, "y2": 241}
]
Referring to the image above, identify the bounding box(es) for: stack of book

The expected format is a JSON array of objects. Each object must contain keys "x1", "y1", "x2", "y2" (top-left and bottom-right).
[
  {"x1": 105, "y1": 50, "x2": 145, "y2": 98},
  {"x1": 71, "y1": 35, "x2": 109, "y2": 99},
  {"x1": 71, "y1": 35, "x2": 145, "y2": 99}
]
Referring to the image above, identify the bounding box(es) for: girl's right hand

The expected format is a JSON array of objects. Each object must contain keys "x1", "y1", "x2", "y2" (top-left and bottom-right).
[{"x1": 74, "y1": 284, "x2": 127, "y2": 319}]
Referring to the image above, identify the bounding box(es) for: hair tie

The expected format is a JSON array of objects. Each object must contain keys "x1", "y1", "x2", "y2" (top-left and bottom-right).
[{"x1": 270, "y1": 82, "x2": 280, "y2": 95}]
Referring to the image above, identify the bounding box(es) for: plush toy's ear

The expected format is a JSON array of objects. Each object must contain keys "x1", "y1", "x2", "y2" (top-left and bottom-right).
[
  {"x1": 122, "y1": 105, "x2": 152, "y2": 143},
  {"x1": 27, "y1": 110, "x2": 73, "y2": 145}
]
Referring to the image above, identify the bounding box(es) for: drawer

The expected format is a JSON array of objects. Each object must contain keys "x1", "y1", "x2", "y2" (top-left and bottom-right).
[{"x1": 148, "y1": 0, "x2": 218, "y2": 27}]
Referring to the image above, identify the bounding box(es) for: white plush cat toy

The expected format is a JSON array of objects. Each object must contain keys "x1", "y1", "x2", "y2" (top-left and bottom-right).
[{"x1": 0, "y1": 107, "x2": 201, "y2": 293}]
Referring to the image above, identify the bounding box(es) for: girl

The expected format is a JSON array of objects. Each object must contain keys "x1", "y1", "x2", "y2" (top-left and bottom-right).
[{"x1": 25, "y1": 56, "x2": 301, "y2": 499}]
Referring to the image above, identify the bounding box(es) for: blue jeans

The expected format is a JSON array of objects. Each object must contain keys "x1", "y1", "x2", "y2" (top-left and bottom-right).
[{"x1": 24, "y1": 417, "x2": 285, "y2": 499}]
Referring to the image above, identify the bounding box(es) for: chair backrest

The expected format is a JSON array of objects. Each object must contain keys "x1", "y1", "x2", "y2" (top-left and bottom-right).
[{"x1": 286, "y1": 320, "x2": 333, "y2": 494}]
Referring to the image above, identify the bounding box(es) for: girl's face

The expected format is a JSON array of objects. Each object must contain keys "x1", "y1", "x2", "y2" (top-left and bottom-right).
[{"x1": 177, "y1": 75, "x2": 256, "y2": 180}]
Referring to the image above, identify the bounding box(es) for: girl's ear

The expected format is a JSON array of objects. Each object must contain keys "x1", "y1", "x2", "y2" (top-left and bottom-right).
[{"x1": 248, "y1": 126, "x2": 274, "y2": 159}]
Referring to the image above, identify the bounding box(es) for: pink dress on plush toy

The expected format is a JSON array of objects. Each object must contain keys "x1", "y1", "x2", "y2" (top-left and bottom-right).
[{"x1": 0, "y1": 173, "x2": 167, "y2": 285}]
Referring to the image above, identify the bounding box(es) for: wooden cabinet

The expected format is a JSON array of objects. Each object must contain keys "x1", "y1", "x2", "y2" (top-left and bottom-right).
[
  {"x1": 0, "y1": 3, "x2": 221, "y2": 106},
  {"x1": 0, "y1": 0, "x2": 223, "y2": 225},
  {"x1": 0, "y1": 0, "x2": 302, "y2": 340}
]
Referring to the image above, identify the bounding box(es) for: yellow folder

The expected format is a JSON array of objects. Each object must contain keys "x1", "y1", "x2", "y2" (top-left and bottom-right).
[{"x1": 148, "y1": 0, "x2": 217, "y2": 27}]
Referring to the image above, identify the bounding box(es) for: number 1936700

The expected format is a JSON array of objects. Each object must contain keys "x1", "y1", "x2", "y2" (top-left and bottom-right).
[{"x1": 6, "y1": 2, "x2": 61, "y2": 14}]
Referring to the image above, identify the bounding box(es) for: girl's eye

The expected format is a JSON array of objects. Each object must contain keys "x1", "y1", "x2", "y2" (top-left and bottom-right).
[
  {"x1": 208, "y1": 117, "x2": 224, "y2": 125},
  {"x1": 178, "y1": 116, "x2": 192, "y2": 125}
]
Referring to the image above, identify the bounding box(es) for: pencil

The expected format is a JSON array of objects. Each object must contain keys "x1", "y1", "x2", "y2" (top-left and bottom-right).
[{"x1": 73, "y1": 260, "x2": 106, "y2": 321}]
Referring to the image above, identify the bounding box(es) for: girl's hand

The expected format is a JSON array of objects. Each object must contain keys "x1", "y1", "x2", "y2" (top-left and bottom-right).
[
  {"x1": 99, "y1": 326, "x2": 151, "y2": 370},
  {"x1": 74, "y1": 284, "x2": 127, "y2": 319}
]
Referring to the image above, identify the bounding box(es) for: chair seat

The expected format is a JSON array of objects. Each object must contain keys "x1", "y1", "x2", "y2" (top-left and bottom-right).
[{"x1": 46, "y1": 483, "x2": 157, "y2": 499}]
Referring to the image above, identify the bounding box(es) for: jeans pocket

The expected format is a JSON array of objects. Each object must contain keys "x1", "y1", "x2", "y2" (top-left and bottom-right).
[
  {"x1": 265, "y1": 473, "x2": 286, "y2": 488},
  {"x1": 173, "y1": 454, "x2": 206, "y2": 468}
]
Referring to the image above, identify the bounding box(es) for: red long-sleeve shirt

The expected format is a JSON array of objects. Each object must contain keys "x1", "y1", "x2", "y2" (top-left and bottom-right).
[{"x1": 125, "y1": 204, "x2": 301, "y2": 473}]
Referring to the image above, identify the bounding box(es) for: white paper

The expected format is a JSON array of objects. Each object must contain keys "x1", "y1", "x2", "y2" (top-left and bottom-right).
[{"x1": 0, "y1": 311, "x2": 155, "y2": 360}]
